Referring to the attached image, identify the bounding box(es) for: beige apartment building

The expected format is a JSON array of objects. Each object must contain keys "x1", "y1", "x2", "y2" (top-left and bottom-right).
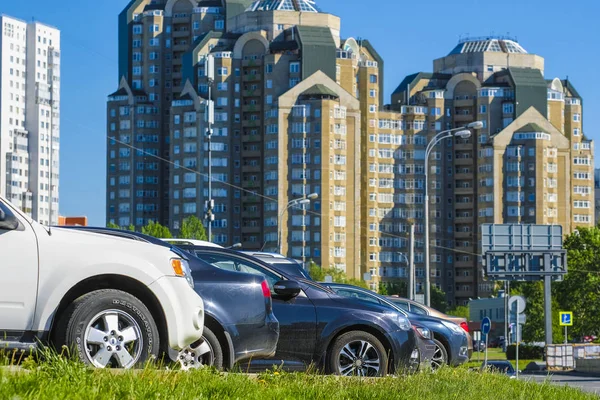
[{"x1": 106, "y1": 1, "x2": 593, "y2": 305}]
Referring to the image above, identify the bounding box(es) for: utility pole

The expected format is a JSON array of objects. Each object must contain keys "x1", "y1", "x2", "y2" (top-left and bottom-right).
[
  {"x1": 409, "y1": 224, "x2": 415, "y2": 300},
  {"x1": 204, "y1": 55, "x2": 215, "y2": 241}
]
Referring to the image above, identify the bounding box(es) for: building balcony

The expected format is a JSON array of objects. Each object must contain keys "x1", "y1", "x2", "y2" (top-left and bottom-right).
[
  {"x1": 173, "y1": 29, "x2": 190, "y2": 38},
  {"x1": 242, "y1": 119, "x2": 260, "y2": 128},
  {"x1": 455, "y1": 202, "x2": 473, "y2": 210},
  {"x1": 243, "y1": 73, "x2": 262, "y2": 83},
  {"x1": 454, "y1": 113, "x2": 474, "y2": 123},
  {"x1": 241, "y1": 225, "x2": 261, "y2": 234},
  {"x1": 455, "y1": 260, "x2": 473, "y2": 268},
  {"x1": 242, "y1": 134, "x2": 261, "y2": 143},
  {"x1": 243, "y1": 150, "x2": 262, "y2": 158},
  {"x1": 455, "y1": 173, "x2": 474, "y2": 180},
  {"x1": 455, "y1": 289, "x2": 476, "y2": 298},
  {"x1": 454, "y1": 99, "x2": 475, "y2": 108},
  {"x1": 454, "y1": 231, "x2": 474, "y2": 239},
  {"x1": 173, "y1": 16, "x2": 189, "y2": 24},
  {"x1": 242, "y1": 180, "x2": 261, "y2": 189},
  {"x1": 455, "y1": 186, "x2": 474, "y2": 195},
  {"x1": 243, "y1": 58, "x2": 263, "y2": 67},
  {"x1": 454, "y1": 157, "x2": 474, "y2": 166},
  {"x1": 454, "y1": 216, "x2": 474, "y2": 224},
  {"x1": 242, "y1": 165, "x2": 261, "y2": 173},
  {"x1": 455, "y1": 143, "x2": 473, "y2": 151},
  {"x1": 454, "y1": 275, "x2": 474, "y2": 284},
  {"x1": 242, "y1": 194, "x2": 261, "y2": 203},
  {"x1": 174, "y1": 44, "x2": 190, "y2": 52},
  {"x1": 243, "y1": 89, "x2": 262, "y2": 97},
  {"x1": 242, "y1": 211, "x2": 261, "y2": 219},
  {"x1": 242, "y1": 104, "x2": 262, "y2": 113}
]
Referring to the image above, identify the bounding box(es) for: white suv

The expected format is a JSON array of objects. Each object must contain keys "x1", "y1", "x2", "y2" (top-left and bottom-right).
[{"x1": 0, "y1": 196, "x2": 204, "y2": 368}]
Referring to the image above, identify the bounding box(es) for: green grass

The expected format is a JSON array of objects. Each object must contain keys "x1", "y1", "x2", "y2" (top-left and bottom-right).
[{"x1": 0, "y1": 355, "x2": 593, "y2": 400}]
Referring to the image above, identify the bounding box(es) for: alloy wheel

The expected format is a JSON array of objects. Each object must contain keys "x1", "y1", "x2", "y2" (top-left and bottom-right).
[
  {"x1": 84, "y1": 309, "x2": 143, "y2": 369},
  {"x1": 177, "y1": 338, "x2": 213, "y2": 370},
  {"x1": 431, "y1": 343, "x2": 447, "y2": 370},
  {"x1": 337, "y1": 340, "x2": 381, "y2": 376}
]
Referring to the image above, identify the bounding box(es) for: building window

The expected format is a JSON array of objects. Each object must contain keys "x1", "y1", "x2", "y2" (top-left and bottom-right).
[
  {"x1": 214, "y1": 20, "x2": 224, "y2": 30},
  {"x1": 289, "y1": 62, "x2": 300, "y2": 74},
  {"x1": 503, "y1": 103, "x2": 514, "y2": 114}
]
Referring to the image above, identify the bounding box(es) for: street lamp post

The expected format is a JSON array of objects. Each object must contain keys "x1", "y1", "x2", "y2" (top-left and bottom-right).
[
  {"x1": 396, "y1": 252, "x2": 410, "y2": 297},
  {"x1": 278, "y1": 193, "x2": 318, "y2": 255},
  {"x1": 424, "y1": 121, "x2": 483, "y2": 307}
]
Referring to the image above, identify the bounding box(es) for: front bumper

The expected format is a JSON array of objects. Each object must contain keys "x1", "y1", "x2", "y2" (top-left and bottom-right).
[
  {"x1": 385, "y1": 329, "x2": 418, "y2": 373},
  {"x1": 449, "y1": 333, "x2": 470, "y2": 367},
  {"x1": 148, "y1": 276, "x2": 204, "y2": 350},
  {"x1": 415, "y1": 337, "x2": 436, "y2": 372}
]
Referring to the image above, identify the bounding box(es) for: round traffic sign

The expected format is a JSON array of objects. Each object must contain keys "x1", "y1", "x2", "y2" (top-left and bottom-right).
[{"x1": 481, "y1": 317, "x2": 492, "y2": 335}]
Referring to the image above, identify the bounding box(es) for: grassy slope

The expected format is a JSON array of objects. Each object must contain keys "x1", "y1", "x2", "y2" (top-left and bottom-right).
[{"x1": 0, "y1": 360, "x2": 594, "y2": 400}]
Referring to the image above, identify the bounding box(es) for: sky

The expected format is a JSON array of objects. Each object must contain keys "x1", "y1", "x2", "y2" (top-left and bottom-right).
[{"x1": 2, "y1": 0, "x2": 599, "y2": 226}]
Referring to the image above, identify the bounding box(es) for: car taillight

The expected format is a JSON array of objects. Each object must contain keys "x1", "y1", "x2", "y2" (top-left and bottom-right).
[
  {"x1": 460, "y1": 321, "x2": 469, "y2": 333},
  {"x1": 261, "y1": 280, "x2": 271, "y2": 298}
]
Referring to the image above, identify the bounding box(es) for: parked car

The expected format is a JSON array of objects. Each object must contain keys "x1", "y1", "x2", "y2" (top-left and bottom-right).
[
  {"x1": 321, "y1": 283, "x2": 470, "y2": 369},
  {"x1": 64, "y1": 227, "x2": 279, "y2": 370},
  {"x1": 178, "y1": 245, "x2": 421, "y2": 376},
  {"x1": 386, "y1": 296, "x2": 473, "y2": 357},
  {"x1": 240, "y1": 251, "x2": 311, "y2": 280},
  {"x1": 473, "y1": 340, "x2": 486, "y2": 352},
  {"x1": 0, "y1": 197, "x2": 204, "y2": 369},
  {"x1": 489, "y1": 336, "x2": 506, "y2": 348},
  {"x1": 481, "y1": 360, "x2": 517, "y2": 378}
]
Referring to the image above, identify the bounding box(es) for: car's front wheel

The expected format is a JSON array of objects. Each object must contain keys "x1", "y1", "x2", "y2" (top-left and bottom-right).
[
  {"x1": 328, "y1": 331, "x2": 388, "y2": 377},
  {"x1": 431, "y1": 339, "x2": 448, "y2": 370},
  {"x1": 177, "y1": 327, "x2": 223, "y2": 370},
  {"x1": 58, "y1": 289, "x2": 160, "y2": 369}
]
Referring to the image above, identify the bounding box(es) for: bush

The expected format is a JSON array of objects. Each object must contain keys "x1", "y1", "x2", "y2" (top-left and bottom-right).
[{"x1": 505, "y1": 344, "x2": 545, "y2": 360}]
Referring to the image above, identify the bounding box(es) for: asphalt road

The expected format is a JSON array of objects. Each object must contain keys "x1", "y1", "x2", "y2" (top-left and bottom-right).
[{"x1": 524, "y1": 372, "x2": 600, "y2": 395}]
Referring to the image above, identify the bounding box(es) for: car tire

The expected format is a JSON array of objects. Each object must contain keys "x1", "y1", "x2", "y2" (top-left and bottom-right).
[
  {"x1": 177, "y1": 326, "x2": 223, "y2": 370},
  {"x1": 56, "y1": 289, "x2": 160, "y2": 369},
  {"x1": 431, "y1": 339, "x2": 448, "y2": 370},
  {"x1": 328, "y1": 331, "x2": 389, "y2": 377}
]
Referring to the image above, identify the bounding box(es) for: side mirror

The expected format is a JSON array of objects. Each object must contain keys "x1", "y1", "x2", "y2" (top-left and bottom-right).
[
  {"x1": 0, "y1": 208, "x2": 19, "y2": 231},
  {"x1": 273, "y1": 280, "x2": 302, "y2": 298}
]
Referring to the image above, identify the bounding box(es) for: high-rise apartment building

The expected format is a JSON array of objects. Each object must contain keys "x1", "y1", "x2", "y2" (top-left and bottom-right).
[
  {"x1": 595, "y1": 168, "x2": 600, "y2": 225},
  {"x1": 0, "y1": 15, "x2": 61, "y2": 225},
  {"x1": 107, "y1": 1, "x2": 593, "y2": 305}
]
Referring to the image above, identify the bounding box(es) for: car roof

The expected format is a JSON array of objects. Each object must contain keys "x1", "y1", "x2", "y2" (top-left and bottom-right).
[{"x1": 161, "y1": 238, "x2": 223, "y2": 248}]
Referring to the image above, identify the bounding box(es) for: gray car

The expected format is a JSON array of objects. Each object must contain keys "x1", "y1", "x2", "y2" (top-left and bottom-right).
[{"x1": 321, "y1": 283, "x2": 470, "y2": 369}]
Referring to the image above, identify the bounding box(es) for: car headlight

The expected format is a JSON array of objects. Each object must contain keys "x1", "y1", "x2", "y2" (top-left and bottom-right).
[
  {"x1": 171, "y1": 258, "x2": 194, "y2": 289},
  {"x1": 387, "y1": 312, "x2": 411, "y2": 331},
  {"x1": 415, "y1": 326, "x2": 432, "y2": 339},
  {"x1": 442, "y1": 320, "x2": 464, "y2": 335}
]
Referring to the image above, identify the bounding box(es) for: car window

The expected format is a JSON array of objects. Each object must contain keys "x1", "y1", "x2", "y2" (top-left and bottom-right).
[
  {"x1": 410, "y1": 304, "x2": 428, "y2": 315},
  {"x1": 193, "y1": 251, "x2": 281, "y2": 288},
  {"x1": 389, "y1": 299, "x2": 410, "y2": 312},
  {"x1": 332, "y1": 288, "x2": 381, "y2": 305}
]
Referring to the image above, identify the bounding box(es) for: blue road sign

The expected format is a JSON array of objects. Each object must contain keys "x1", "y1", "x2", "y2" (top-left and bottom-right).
[
  {"x1": 481, "y1": 317, "x2": 492, "y2": 335},
  {"x1": 559, "y1": 312, "x2": 573, "y2": 326}
]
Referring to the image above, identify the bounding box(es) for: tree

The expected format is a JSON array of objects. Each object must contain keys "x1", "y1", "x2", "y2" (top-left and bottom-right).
[
  {"x1": 307, "y1": 261, "x2": 369, "y2": 288},
  {"x1": 512, "y1": 281, "x2": 562, "y2": 343},
  {"x1": 378, "y1": 281, "x2": 408, "y2": 297},
  {"x1": 430, "y1": 285, "x2": 448, "y2": 313},
  {"x1": 179, "y1": 216, "x2": 207, "y2": 240},
  {"x1": 556, "y1": 227, "x2": 600, "y2": 339},
  {"x1": 447, "y1": 305, "x2": 469, "y2": 320},
  {"x1": 106, "y1": 222, "x2": 136, "y2": 231},
  {"x1": 141, "y1": 220, "x2": 172, "y2": 239}
]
